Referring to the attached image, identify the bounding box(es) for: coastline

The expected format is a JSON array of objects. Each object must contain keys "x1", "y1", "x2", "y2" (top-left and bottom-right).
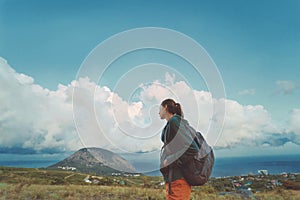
[{"x1": 1, "y1": 154, "x2": 299, "y2": 177}]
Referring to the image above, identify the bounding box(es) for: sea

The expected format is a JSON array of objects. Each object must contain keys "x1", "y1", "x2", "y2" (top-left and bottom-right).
[
  {"x1": 1, "y1": 154, "x2": 299, "y2": 177},
  {"x1": 211, "y1": 154, "x2": 300, "y2": 177}
]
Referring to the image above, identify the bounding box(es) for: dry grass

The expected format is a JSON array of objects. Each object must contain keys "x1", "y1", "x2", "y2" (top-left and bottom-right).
[
  {"x1": 1, "y1": 167, "x2": 300, "y2": 199},
  {"x1": 0, "y1": 184, "x2": 165, "y2": 200},
  {"x1": 1, "y1": 184, "x2": 300, "y2": 200},
  {"x1": 255, "y1": 188, "x2": 300, "y2": 200}
]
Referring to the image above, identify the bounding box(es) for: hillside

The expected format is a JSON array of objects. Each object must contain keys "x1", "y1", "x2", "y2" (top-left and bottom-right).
[
  {"x1": 1, "y1": 166, "x2": 300, "y2": 200},
  {"x1": 47, "y1": 147, "x2": 137, "y2": 175}
]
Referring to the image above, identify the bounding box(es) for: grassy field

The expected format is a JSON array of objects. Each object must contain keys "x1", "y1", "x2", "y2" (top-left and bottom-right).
[
  {"x1": 1, "y1": 183, "x2": 300, "y2": 200},
  {"x1": 1, "y1": 166, "x2": 300, "y2": 199}
]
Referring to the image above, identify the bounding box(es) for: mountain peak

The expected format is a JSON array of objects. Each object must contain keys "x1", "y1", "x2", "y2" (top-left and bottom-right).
[{"x1": 48, "y1": 147, "x2": 137, "y2": 175}]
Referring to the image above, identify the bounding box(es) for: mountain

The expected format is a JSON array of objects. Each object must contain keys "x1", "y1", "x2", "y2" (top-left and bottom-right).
[{"x1": 47, "y1": 147, "x2": 137, "y2": 175}]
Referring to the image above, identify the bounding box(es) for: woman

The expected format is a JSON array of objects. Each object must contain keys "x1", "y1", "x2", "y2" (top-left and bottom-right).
[{"x1": 159, "y1": 98, "x2": 191, "y2": 200}]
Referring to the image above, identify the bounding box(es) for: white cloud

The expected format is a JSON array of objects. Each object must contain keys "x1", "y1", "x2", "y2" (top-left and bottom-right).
[
  {"x1": 289, "y1": 109, "x2": 300, "y2": 133},
  {"x1": 287, "y1": 109, "x2": 300, "y2": 145},
  {"x1": 276, "y1": 80, "x2": 297, "y2": 94},
  {"x1": 1, "y1": 58, "x2": 300, "y2": 155},
  {"x1": 164, "y1": 72, "x2": 176, "y2": 86},
  {"x1": 0, "y1": 59, "x2": 80, "y2": 153},
  {"x1": 238, "y1": 89, "x2": 256, "y2": 96}
]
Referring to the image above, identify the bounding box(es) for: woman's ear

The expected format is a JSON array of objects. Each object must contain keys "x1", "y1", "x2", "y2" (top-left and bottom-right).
[{"x1": 163, "y1": 105, "x2": 168, "y2": 112}]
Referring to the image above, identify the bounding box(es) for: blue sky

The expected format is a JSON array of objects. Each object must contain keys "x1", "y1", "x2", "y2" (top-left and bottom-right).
[
  {"x1": 1, "y1": 0, "x2": 300, "y2": 161},
  {"x1": 1, "y1": 0, "x2": 299, "y2": 119}
]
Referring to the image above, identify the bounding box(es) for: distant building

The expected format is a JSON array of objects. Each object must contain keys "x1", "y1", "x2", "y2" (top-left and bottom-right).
[
  {"x1": 281, "y1": 172, "x2": 288, "y2": 178},
  {"x1": 57, "y1": 166, "x2": 76, "y2": 171},
  {"x1": 245, "y1": 181, "x2": 252, "y2": 186},
  {"x1": 112, "y1": 173, "x2": 122, "y2": 176},
  {"x1": 258, "y1": 170, "x2": 268, "y2": 176},
  {"x1": 271, "y1": 179, "x2": 282, "y2": 186},
  {"x1": 84, "y1": 176, "x2": 92, "y2": 183}
]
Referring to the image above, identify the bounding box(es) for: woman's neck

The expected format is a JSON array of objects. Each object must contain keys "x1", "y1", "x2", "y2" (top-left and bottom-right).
[{"x1": 166, "y1": 113, "x2": 174, "y2": 121}]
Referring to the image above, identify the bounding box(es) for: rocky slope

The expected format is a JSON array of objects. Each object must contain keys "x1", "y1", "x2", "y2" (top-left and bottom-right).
[{"x1": 48, "y1": 147, "x2": 137, "y2": 175}]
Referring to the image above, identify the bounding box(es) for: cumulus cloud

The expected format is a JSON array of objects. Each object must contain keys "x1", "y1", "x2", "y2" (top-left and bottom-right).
[
  {"x1": 0, "y1": 58, "x2": 80, "y2": 154},
  {"x1": 1, "y1": 57, "x2": 300, "y2": 155}
]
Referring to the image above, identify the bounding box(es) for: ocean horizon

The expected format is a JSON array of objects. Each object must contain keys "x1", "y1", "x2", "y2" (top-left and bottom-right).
[
  {"x1": 1, "y1": 154, "x2": 299, "y2": 177},
  {"x1": 212, "y1": 154, "x2": 300, "y2": 177}
]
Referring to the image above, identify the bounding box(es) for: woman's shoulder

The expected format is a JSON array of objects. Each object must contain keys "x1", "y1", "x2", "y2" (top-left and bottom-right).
[{"x1": 169, "y1": 114, "x2": 181, "y2": 125}]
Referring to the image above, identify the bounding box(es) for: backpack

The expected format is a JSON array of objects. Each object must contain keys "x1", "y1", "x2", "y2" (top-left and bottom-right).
[{"x1": 177, "y1": 120, "x2": 215, "y2": 186}]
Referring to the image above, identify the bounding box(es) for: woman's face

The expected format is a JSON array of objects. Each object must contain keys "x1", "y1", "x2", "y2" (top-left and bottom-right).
[{"x1": 159, "y1": 105, "x2": 167, "y2": 120}]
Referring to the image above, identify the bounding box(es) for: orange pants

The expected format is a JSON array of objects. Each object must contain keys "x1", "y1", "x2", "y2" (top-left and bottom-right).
[{"x1": 165, "y1": 178, "x2": 191, "y2": 200}]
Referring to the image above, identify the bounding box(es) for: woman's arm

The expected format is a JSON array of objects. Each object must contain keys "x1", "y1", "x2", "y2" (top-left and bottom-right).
[{"x1": 163, "y1": 116, "x2": 184, "y2": 166}]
